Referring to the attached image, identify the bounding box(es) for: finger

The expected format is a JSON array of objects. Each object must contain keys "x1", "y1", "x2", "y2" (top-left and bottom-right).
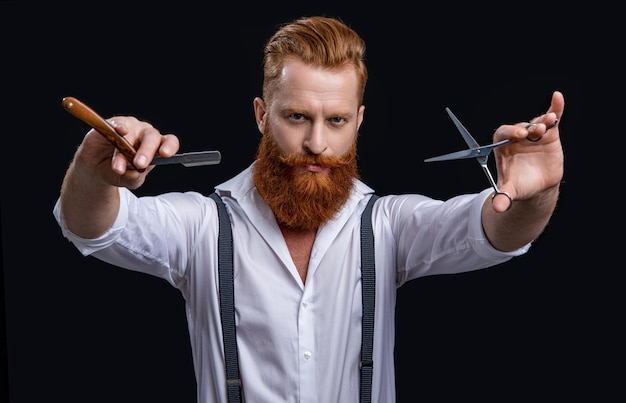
[
  {"x1": 492, "y1": 191, "x2": 513, "y2": 213},
  {"x1": 112, "y1": 149, "x2": 131, "y2": 174},
  {"x1": 523, "y1": 106, "x2": 561, "y2": 143},
  {"x1": 524, "y1": 123, "x2": 543, "y2": 142},
  {"x1": 106, "y1": 118, "x2": 151, "y2": 172},
  {"x1": 530, "y1": 91, "x2": 564, "y2": 131},
  {"x1": 158, "y1": 134, "x2": 181, "y2": 158},
  {"x1": 547, "y1": 90, "x2": 565, "y2": 120},
  {"x1": 497, "y1": 122, "x2": 545, "y2": 143},
  {"x1": 133, "y1": 132, "x2": 181, "y2": 170}
]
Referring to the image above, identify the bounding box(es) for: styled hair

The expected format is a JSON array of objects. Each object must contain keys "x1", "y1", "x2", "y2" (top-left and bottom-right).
[{"x1": 262, "y1": 16, "x2": 367, "y2": 104}]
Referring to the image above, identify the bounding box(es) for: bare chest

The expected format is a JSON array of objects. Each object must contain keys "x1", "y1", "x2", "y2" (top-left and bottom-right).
[{"x1": 279, "y1": 226, "x2": 317, "y2": 284}]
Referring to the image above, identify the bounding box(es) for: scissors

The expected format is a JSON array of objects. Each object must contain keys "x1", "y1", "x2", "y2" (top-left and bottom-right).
[{"x1": 424, "y1": 107, "x2": 513, "y2": 208}]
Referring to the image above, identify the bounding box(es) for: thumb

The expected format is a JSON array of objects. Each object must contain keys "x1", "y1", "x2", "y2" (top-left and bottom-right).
[{"x1": 492, "y1": 191, "x2": 513, "y2": 213}]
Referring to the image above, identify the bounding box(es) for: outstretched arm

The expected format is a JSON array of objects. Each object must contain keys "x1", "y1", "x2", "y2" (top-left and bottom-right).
[
  {"x1": 59, "y1": 116, "x2": 180, "y2": 239},
  {"x1": 482, "y1": 90, "x2": 565, "y2": 251}
]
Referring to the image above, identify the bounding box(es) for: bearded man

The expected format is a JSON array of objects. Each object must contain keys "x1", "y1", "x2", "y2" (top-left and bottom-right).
[{"x1": 54, "y1": 16, "x2": 564, "y2": 403}]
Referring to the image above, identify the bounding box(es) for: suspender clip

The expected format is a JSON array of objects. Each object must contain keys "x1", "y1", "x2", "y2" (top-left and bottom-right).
[{"x1": 226, "y1": 378, "x2": 242, "y2": 387}]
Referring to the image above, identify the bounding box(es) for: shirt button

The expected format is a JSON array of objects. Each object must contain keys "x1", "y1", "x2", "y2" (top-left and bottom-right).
[
  {"x1": 304, "y1": 351, "x2": 312, "y2": 359},
  {"x1": 302, "y1": 301, "x2": 308, "y2": 308}
]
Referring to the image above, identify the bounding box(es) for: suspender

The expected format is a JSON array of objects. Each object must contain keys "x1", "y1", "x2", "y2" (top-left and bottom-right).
[
  {"x1": 360, "y1": 193, "x2": 379, "y2": 403},
  {"x1": 209, "y1": 193, "x2": 241, "y2": 402},
  {"x1": 210, "y1": 192, "x2": 379, "y2": 403}
]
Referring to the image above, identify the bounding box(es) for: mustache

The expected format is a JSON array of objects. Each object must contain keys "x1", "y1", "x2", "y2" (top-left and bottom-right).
[{"x1": 277, "y1": 151, "x2": 354, "y2": 169}]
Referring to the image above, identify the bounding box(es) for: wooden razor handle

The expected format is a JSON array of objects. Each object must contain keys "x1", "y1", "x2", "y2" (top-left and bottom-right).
[{"x1": 62, "y1": 96, "x2": 138, "y2": 164}]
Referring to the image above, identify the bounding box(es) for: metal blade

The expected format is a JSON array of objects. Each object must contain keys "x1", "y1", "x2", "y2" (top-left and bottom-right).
[
  {"x1": 445, "y1": 107, "x2": 480, "y2": 149},
  {"x1": 424, "y1": 139, "x2": 512, "y2": 163},
  {"x1": 150, "y1": 150, "x2": 221, "y2": 167},
  {"x1": 424, "y1": 148, "x2": 479, "y2": 162}
]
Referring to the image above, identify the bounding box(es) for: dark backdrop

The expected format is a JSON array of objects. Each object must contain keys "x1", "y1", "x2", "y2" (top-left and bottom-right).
[{"x1": 2, "y1": 2, "x2": 606, "y2": 402}]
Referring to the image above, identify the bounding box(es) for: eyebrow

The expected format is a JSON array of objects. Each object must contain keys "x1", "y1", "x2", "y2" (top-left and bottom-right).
[{"x1": 282, "y1": 105, "x2": 355, "y2": 119}]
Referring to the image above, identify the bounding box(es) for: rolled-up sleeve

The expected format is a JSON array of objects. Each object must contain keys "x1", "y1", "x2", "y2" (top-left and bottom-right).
[
  {"x1": 53, "y1": 187, "x2": 130, "y2": 256},
  {"x1": 467, "y1": 188, "x2": 531, "y2": 260},
  {"x1": 387, "y1": 188, "x2": 531, "y2": 284}
]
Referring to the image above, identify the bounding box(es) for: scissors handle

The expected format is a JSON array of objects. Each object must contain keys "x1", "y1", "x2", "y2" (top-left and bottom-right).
[
  {"x1": 479, "y1": 163, "x2": 512, "y2": 211},
  {"x1": 62, "y1": 96, "x2": 139, "y2": 166}
]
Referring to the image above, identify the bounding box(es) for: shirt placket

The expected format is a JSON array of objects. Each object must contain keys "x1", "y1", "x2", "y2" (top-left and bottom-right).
[{"x1": 297, "y1": 286, "x2": 317, "y2": 402}]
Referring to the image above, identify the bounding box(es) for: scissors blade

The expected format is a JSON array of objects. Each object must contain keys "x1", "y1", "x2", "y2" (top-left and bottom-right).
[
  {"x1": 424, "y1": 139, "x2": 512, "y2": 162},
  {"x1": 149, "y1": 150, "x2": 222, "y2": 167},
  {"x1": 445, "y1": 107, "x2": 480, "y2": 149},
  {"x1": 424, "y1": 148, "x2": 480, "y2": 162}
]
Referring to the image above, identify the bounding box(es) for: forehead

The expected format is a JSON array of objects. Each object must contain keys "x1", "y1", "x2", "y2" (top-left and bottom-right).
[{"x1": 271, "y1": 57, "x2": 360, "y2": 109}]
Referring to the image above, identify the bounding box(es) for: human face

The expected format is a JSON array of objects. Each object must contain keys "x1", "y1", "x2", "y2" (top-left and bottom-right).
[
  {"x1": 252, "y1": 58, "x2": 366, "y2": 230},
  {"x1": 253, "y1": 57, "x2": 365, "y2": 172}
]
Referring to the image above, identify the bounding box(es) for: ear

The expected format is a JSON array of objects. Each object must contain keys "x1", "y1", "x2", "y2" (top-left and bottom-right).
[
  {"x1": 253, "y1": 97, "x2": 267, "y2": 134},
  {"x1": 356, "y1": 104, "x2": 365, "y2": 130}
]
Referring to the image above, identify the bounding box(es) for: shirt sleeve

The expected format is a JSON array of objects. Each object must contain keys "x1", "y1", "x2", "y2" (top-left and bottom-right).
[
  {"x1": 386, "y1": 188, "x2": 531, "y2": 284},
  {"x1": 52, "y1": 187, "x2": 130, "y2": 256},
  {"x1": 467, "y1": 188, "x2": 531, "y2": 260}
]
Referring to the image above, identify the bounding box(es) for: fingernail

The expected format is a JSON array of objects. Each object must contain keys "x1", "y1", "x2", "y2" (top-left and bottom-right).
[
  {"x1": 113, "y1": 159, "x2": 125, "y2": 173},
  {"x1": 545, "y1": 119, "x2": 559, "y2": 130},
  {"x1": 525, "y1": 123, "x2": 537, "y2": 131},
  {"x1": 136, "y1": 155, "x2": 147, "y2": 166}
]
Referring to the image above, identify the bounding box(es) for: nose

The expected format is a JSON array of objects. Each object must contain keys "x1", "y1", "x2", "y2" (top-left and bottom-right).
[{"x1": 303, "y1": 122, "x2": 328, "y2": 155}]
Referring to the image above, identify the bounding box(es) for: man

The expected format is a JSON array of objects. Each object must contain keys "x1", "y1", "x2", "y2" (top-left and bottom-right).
[{"x1": 53, "y1": 15, "x2": 564, "y2": 403}]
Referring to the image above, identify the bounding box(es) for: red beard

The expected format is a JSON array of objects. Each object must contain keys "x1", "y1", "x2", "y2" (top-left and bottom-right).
[{"x1": 253, "y1": 127, "x2": 359, "y2": 231}]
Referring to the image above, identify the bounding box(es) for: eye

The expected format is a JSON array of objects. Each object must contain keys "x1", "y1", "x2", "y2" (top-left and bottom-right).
[
  {"x1": 291, "y1": 113, "x2": 305, "y2": 121},
  {"x1": 330, "y1": 117, "x2": 346, "y2": 124}
]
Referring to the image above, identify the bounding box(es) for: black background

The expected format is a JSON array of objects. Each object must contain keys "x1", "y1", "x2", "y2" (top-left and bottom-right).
[{"x1": 2, "y1": 2, "x2": 611, "y2": 402}]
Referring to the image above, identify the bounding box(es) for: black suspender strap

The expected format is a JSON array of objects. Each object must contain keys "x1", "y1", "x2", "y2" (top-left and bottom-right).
[
  {"x1": 209, "y1": 192, "x2": 242, "y2": 403},
  {"x1": 210, "y1": 192, "x2": 379, "y2": 403},
  {"x1": 360, "y1": 194, "x2": 379, "y2": 403}
]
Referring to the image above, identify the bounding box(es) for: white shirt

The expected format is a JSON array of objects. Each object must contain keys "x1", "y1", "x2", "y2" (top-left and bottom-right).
[{"x1": 53, "y1": 163, "x2": 528, "y2": 403}]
